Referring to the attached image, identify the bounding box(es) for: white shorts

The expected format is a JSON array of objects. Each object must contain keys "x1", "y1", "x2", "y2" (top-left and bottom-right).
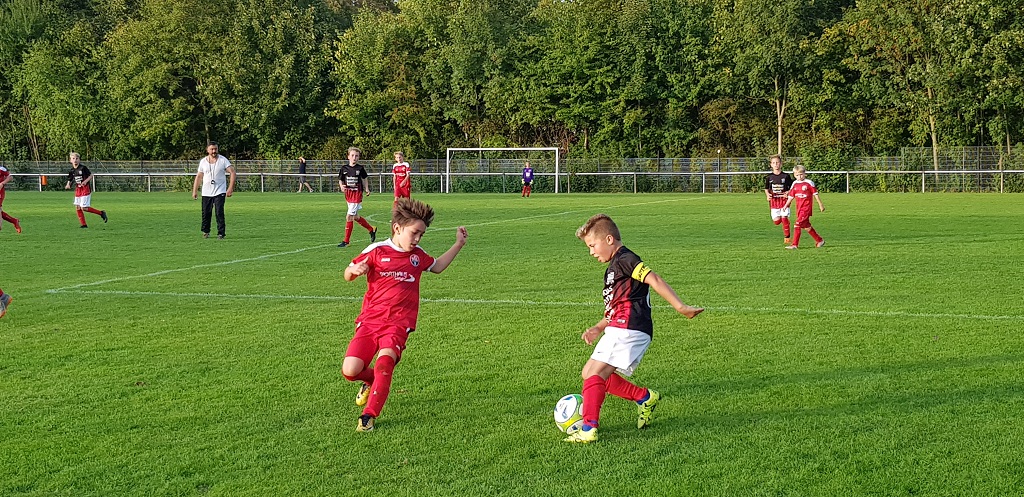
[
  {"x1": 74, "y1": 194, "x2": 92, "y2": 208},
  {"x1": 346, "y1": 202, "x2": 362, "y2": 216},
  {"x1": 590, "y1": 326, "x2": 652, "y2": 377},
  {"x1": 770, "y1": 207, "x2": 790, "y2": 219}
]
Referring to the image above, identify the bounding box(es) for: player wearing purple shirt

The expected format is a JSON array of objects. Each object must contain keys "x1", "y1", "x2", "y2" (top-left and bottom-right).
[{"x1": 521, "y1": 162, "x2": 534, "y2": 197}]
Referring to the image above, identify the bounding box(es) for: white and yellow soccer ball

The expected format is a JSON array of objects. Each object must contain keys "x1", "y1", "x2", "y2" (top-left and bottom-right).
[{"x1": 554, "y1": 394, "x2": 584, "y2": 434}]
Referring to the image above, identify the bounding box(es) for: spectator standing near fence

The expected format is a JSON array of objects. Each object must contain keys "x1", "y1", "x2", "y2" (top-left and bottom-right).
[
  {"x1": 64, "y1": 152, "x2": 108, "y2": 228},
  {"x1": 191, "y1": 142, "x2": 236, "y2": 239},
  {"x1": 297, "y1": 156, "x2": 314, "y2": 193}
]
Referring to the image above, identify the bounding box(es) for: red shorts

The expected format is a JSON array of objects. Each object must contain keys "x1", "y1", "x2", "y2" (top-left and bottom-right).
[
  {"x1": 345, "y1": 322, "x2": 411, "y2": 364},
  {"x1": 394, "y1": 187, "x2": 410, "y2": 199},
  {"x1": 795, "y1": 215, "x2": 813, "y2": 229}
]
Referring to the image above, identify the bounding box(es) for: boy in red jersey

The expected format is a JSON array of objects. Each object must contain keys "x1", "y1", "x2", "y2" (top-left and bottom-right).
[
  {"x1": 564, "y1": 214, "x2": 704, "y2": 443},
  {"x1": 64, "y1": 152, "x2": 108, "y2": 228},
  {"x1": 337, "y1": 147, "x2": 377, "y2": 248},
  {"x1": 782, "y1": 165, "x2": 826, "y2": 249},
  {"x1": 341, "y1": 197, "x2": 468, "y2": 432},
  {"x1": 0, "y1": 163, "x2": 23, "y2": 233},
  {"x1": 0, "y1": 287, "x2": 11, "y2": 318},
  {"x1": 392, "y1": 151, "x2": 411, "y2": 201},
  {"x1": 764, "y1": 155, "x2": 793, "y2": 244}
]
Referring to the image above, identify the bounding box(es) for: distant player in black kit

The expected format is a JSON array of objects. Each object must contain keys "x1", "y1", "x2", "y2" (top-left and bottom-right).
[
  {"x1": 764, "y1": 155, "x2": 794, "y2": 245},
  {"x1": 337, "y1": 147, "x2": 377, "y2": 248},
  {"x1": 563, "y1": 213, "x2": 704, "y2": 444}
]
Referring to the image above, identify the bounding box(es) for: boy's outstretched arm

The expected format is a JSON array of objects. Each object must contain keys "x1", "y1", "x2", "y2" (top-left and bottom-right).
[
  {"x1": 643, "y1": 271, "x2": 704, "y2": 319},
  {"x1": 429, "y1": 226, "x2": 468, "y2": 274}
]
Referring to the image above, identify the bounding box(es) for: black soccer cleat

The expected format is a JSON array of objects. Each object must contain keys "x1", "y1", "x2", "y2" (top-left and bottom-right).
[
  {"x1": 338, "y1": 241, "x2": 348, "y2": 248},
  {"x1": 370, "y1": 228, "x2": 377, "y2": 243},
  {"x1": 100, "y1": 210, "x2": 108, "y2": 223}
]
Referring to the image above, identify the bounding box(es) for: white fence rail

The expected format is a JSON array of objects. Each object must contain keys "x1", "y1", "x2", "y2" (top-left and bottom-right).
[{"x1": 11, "y1": 169, "x2": 1024, "y2": 194}]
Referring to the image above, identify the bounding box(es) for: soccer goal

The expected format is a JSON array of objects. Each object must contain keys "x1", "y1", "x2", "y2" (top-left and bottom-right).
[{"x1": 445, "y1": 147, "x2": 561, "y2": 194}]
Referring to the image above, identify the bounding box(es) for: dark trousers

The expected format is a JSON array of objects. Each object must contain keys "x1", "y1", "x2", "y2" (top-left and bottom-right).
[{"x1": 201, "y1": 194, "x2": 226, "y2": 236}]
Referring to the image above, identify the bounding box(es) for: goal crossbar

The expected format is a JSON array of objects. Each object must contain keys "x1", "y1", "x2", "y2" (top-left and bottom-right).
[{"x1": 445, "y1": 147, "x2": 561, "y2": 193}]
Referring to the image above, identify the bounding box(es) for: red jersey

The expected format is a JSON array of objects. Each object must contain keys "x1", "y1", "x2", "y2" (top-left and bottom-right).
[
  {"x1": 0, "y1": 165, "x2": 8, "y2": 203},
  {"x1": 351, "y1": 239, "x2": 436, "y2": 330},
  {"x1": 788, "y1": 179, "x2": 818, "y2": 221},
  {"x1": 393, "y1": 162, "x2": 410, "y2": 188}
]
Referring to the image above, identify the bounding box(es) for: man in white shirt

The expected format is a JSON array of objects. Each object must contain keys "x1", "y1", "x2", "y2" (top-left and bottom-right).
[{"x1": 191, "y1": 142, "x2": 236, "y2": 239}]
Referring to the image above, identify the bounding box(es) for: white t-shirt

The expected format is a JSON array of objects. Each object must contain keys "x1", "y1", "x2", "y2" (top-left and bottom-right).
[{"x1": 197, "y1": 155, "x2": 232, "y2": 197}]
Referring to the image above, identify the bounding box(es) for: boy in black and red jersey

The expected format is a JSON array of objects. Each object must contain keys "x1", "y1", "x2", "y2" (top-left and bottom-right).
[
  {"x1": 564, "y1": 214, "x2": 704, "y2": 443},
  {"x1": 337, "y1": 147, "x2": 377, "y2": 247},
  {"x1": 765, "y1": 155, "x2": 794, "y2": 245},
  {"x1": 64, "y1": 152, "x2": 108, "y2": 228},
  {"x1": 341, "y1": 198, "x2": 468, "y2": 432}
]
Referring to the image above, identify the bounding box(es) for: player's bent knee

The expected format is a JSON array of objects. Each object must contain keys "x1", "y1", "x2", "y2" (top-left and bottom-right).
[{"x1": 341, "y1": 358, "x2": 365, "y2": 380}]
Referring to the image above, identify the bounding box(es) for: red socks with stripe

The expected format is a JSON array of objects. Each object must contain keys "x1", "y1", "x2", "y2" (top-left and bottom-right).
[
  {"x1": 808, "y1": 228, "x2": 822, "y2": 244},
  {"x1": 581, "y1": 375, "x2": 607, "y2": 429},
  {"x1": 356, "y1": 217, "x2": 373, "y2": 232},
  {"x1": 344, "y1": 221, "x2": 353, "y2": 243},
  {"x1": 782, "y1": 218, "x2": 791, "y2": 238},
  {"x1": 85, "y1": 207, "x2": 102, "y2": 215},
  {"x1": 364, "y1": 355, "x2": 396, "y2": 417},
  {"x1": 76, "y1": 210, "x2": 86, "y2": 226}
]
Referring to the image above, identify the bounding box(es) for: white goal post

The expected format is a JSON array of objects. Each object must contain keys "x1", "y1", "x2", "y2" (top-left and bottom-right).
[{"x1": 445, "y1": 147, "x2": 561, "y2": 193}]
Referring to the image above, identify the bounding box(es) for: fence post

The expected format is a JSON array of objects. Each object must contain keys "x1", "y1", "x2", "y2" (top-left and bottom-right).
[
  {"x1": 147, "y1": 174, "x2": 151, "y2": 192},
  {"x1": 701, "y1": 172, "x2": 706, "y2": 193},
  {"x1": 633, "y1": 173, "x2": 637, "y2": 193},
  {"x1": 846, "y1": 172, "x2": 850, "y2": 193},
  {"x1": 921, "y1": 170, "x2": 925, "y2": 193},
  {"x1": 260, "y1": 174, "x2": 265, "y2": 193}
]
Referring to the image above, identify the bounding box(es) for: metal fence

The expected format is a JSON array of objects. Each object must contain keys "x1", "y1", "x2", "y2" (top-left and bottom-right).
[{"x1": 9, "y1": 169, "x2": 1024, "y2": 194}]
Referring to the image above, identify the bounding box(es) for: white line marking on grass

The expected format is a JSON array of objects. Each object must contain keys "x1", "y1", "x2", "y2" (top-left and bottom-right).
[
  {"x1": 47, "y1": 196, "x2": 708, "y2": 292},
  {"x1": 45, "y1": 289, "x2": 1024, "y2": 321},
  {"x1": 46, "y1": 243, "x2": 338, "y2": 292}
]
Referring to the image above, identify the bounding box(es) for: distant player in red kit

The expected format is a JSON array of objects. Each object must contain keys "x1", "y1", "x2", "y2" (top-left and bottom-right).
[
  {"x1": 765, "y1": 155, "x2": 793, "y2": 245},
  {"x1": 392, "y1": 151, "x2": 411, "y2": 202},
  {"x1": 341, "y1": 198, "x2": 468, "y2": 432},
  {"x1": 521, "y1": 162, "x2": 534, "y2": 197},
  {"x1": 783, "y1": 165, "x2": 826, "y2": 249},
  {"x1": 564, "y1": 214, "x2": 704, "y2": 443},
  {"x1": 337, "y1": 147, "x2": 377, "y2": 248},
  {"x1": 0, "y1": 163, "x2": 22, "y2": 233},
  {"x1": 64, "y1": 152, "x2": 108, "y2": 228}
]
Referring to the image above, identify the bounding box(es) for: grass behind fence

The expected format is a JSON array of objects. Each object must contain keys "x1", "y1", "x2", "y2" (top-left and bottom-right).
[{"x1": 1, "y1": 192, "x2": 1022, "y2": 496}]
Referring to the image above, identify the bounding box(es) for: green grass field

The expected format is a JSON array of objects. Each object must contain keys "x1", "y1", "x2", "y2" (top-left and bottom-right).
[{"x1": 2, "y1": 191, "x2": 1022, "y2": 496}]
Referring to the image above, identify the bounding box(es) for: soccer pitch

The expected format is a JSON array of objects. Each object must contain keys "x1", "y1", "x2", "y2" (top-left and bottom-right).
[{"x1": 2, "y1": 191, "x2": 1022, "y2": 496}]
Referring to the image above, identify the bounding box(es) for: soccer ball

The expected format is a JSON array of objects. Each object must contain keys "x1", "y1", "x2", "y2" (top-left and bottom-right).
[{"x1": 554, "y1": 394, "x2": 584, "y2": 434}]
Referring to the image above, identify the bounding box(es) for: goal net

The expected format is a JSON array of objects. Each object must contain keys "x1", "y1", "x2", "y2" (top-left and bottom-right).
[{"x1": 445, "y1": 147, "x2": 561, "y2": 194}]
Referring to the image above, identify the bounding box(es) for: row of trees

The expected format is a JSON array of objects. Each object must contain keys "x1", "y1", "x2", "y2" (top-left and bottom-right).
[{"x1": 1, "y1": 0, "x2": 1022, "y2": 165}]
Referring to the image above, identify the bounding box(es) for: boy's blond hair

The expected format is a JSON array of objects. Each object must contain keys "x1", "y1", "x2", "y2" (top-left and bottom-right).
[
  {"x1": 792, "y1": 164, "x2": 806, "y2": 174},
  {"x1": 576, "y1": 213, "x2": 620, "y2": 241},
  {"x1": 347, "y1": 147, "x2": 362, "y2": 155},
  {"x1": 392, "y1": 197, "x2": 434, "y2": 228}
]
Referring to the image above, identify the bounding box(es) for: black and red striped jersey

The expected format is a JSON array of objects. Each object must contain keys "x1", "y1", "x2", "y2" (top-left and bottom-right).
[{"x1": 602, "y1": 246, "x2": 654, "y2": 336}]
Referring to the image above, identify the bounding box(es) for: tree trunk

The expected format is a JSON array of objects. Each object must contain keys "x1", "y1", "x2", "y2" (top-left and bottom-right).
[{"x1": 775, "y1": 76, "x2": 786, "y2": 157}]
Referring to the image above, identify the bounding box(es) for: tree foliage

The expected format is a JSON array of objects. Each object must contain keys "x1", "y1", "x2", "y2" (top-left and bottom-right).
[{"x1": 0, "y1": 0, "x2": 1020, "y2": 161}]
